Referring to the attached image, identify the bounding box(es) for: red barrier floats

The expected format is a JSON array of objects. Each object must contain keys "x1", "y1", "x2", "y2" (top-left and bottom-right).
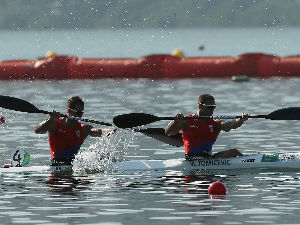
[
  {"x1": 0, "y1": 60, "x2": 35, "y2": 79},
  {"x1": 0, "y1": 53, "x2": 299, "y2": 80}
]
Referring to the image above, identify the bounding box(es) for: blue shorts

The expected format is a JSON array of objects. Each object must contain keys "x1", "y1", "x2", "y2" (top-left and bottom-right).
[{"x1": 185, "y1": 153, "x2": 214, "y2": 160}]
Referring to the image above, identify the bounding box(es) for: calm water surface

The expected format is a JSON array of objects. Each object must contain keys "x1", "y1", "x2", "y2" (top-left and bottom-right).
[
  {"x1": 0, "y1": 78, "x2": 299, "y2": 225},
  {"x1": 0, "y1": 27, "x2": 299, "y2": 60}
]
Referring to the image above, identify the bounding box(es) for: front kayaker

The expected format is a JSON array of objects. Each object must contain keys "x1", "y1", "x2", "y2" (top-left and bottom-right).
[
  {"x1": 165, "y1": 93, "x2": 249, "y2": 159},
  {"x1": 35, "y1": 96, "x2": 114, "y2": 165}
]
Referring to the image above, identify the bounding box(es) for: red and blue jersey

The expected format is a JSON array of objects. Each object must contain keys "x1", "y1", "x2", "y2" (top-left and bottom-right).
[
  {"x1": 49, "y1": 118, "x2": 84, "y2": 159},
  {"x1": 182, "y1": 115, "x2": 219, "y2": 156}
]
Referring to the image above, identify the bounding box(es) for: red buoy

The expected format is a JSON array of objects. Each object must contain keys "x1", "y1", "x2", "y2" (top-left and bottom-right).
[{"x1": 208, "y1": 181, "x2": 226, "y2": 195}]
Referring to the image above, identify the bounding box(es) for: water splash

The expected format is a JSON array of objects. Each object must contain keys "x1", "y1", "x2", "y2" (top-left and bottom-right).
[
  {"x1": 74, "y1": 128, "x2": 135, "y2": 172},
  {"x1": 0, "y1": 109, "x2": 17, "y2": 131}
]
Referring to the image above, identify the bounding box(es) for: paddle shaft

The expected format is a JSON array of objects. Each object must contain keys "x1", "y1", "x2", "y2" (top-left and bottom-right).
[
  {"x1": 158, "y1": 115, "x2": 266, "y2": 120},
  {"x1": 35, "y1": 111, "x2": 179, "y2": 146},
  {"x1": 113, "y1": 107, "x2": 300, "y2": 128},
  {"x1": 30, "y1": 109, "x2": 113, "y2": 126},
  {"x1": 0, "y1": 95, "x2": 112, "y2": 126}
]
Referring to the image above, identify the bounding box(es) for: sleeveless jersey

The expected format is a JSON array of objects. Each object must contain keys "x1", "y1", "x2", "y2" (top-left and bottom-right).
[
  {"x1": 49, "y1": 118, "x2": 84, "y2": 159},
  {"x1": 182, "y1": 115, "x2": 219, "y2": 155}
]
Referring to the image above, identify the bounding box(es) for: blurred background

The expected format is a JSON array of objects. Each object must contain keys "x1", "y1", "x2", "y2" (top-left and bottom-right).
[{"x1": 0, "y1": 0, "x2": 299, "y2": 60}]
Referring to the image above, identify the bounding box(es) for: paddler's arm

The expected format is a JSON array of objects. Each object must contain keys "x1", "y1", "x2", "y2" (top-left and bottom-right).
[
  {"x1": 219, "y1": 113, "x2": 249, "y2": 132},
  {"x1": 35, "y1": 110, "x2": 59, "y2": 135},
  {"x1": 83, "y1": 125, "x2": 116, "y2": 138},
  {"x1": 165, "y1": 113, "x2": 188, "y2": 136}
]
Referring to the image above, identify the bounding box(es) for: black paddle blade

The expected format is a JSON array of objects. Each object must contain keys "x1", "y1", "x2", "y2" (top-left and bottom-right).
[
  {"x1": 267, "y1": 107, "x2": 300, "y2": 120},
  {"x1": 136, "y1": 128, "x2": 184, "y2": 147},
  {"x1": 0, "y1": 95, "x2": 40, "y2": 113},
  {"x1": 113, "y1": 113, "x2": 160, "y2": 128}
]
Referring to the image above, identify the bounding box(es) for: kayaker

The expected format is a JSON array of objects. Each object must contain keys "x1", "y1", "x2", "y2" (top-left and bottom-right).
[
  {"x1": 165, "y1": 94, "x2": 249, "y2": 159},
  {"x1": 35, "y1": 96, "x2": 114, "y2": 165}
]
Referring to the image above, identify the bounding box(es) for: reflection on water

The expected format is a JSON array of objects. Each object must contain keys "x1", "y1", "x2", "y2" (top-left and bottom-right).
[{"x1": 45, "y1": 172, "x2": 93, "y2": 195}]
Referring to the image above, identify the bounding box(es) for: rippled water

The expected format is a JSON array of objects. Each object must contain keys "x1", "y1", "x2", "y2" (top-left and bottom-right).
[{"x1": 0, "y1": 78, "x2": 299, "y2": 225}]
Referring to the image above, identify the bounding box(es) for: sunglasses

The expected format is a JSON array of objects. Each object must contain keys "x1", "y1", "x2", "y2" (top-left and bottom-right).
[
  {"x1": 200, "y1": 103, "x2": 216, "y2": 109},
  {"x1": 69, "y1": 108, "x2": 84, "y2": 115}
]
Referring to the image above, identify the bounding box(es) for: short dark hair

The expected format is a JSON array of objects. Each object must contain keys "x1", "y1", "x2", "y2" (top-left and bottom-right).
[
  {"x1": 198, "y1": 94, "x2": 215, "y2": 104},
  {"x1": 67, "y1": 96, "x2": 84, "y2": 109}
]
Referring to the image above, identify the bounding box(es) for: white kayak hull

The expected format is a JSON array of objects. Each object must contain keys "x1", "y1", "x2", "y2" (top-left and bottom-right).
[
  {"x1": 0, "y1": 153, "x2": 299, "y2": 173},
  {"x1": 112, "y1": 153, "x2": 300, "y2": 171},
  {"x1": 0, "y1": 165, "x2": 73, "y2": 173}
]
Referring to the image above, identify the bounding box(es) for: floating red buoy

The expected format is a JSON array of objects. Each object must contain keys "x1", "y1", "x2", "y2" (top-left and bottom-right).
[
  {"x1": 0, "y1": 116, "x2": 5, "y2": 124},
  {"x1": 208, "y1": 181, "x2": 227, "y2": 195}
]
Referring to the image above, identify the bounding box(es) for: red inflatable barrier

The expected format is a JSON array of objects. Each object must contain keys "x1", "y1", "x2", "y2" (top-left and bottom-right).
[
  {"x1": 0, "y1": 56, "x2": 74, "y2": 80},
  {"x1": 32, "y1": 56, "x2": 75, "y2": 79},
  {"x1": 257, "y1": 55, "x2": 300, "y2": 77},
  {"x1": 273, "y1": 56, "x2": 300, "y2": 77},
  {"x1": 234, "y1": 53, "x2": 267, "y2": 77},
  {"x1": 68, "y1": 57, "x2": 140, "y2": 79},
  {"x1": 68, "y1": 54, "x2": 173, "y2": 79},
  {"x1": 162, "y1": 56, "x2": 236, "y2": 78},
  {"x1": 0, "y1": 53, "x2": 299, "y2": 79},
  {"x1": 138, "y1": 54, "x2": 172, "y2": 78},
  {"x1": 0, "y1": 60, "x2": 35, "y2": 79}
]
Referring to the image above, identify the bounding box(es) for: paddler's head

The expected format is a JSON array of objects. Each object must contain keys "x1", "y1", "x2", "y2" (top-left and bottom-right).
[
  {"x1": 197, "y1": 94, "x2": 216, "y2": 116},
  {"x1": 67, "y1": 96, "x2": 84, "y2": 118}
]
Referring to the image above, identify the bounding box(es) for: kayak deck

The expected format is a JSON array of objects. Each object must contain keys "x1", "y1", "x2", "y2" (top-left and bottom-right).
[
  {"x1": 0, "y1": 165, "x2": 73, "y2": 173},
  {"x1": 112, "y1": 153, "x2": 300, "y2": 171},
  {"x1": 1, "y1": 153, "x2": 299, "y2": 174}
]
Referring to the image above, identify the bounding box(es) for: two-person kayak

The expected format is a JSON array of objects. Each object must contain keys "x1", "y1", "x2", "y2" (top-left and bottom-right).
[{"x1": 1, "y1": 152, "x2": 299, "y2": 174}]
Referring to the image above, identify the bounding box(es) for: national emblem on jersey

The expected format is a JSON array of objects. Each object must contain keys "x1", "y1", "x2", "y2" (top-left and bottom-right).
[
  {"x1": 58, "y1": 128, "x2": 66, "y2": 133},
  {"x1": 76, "y1": 130, "x2": 81, "y2": 137}
]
